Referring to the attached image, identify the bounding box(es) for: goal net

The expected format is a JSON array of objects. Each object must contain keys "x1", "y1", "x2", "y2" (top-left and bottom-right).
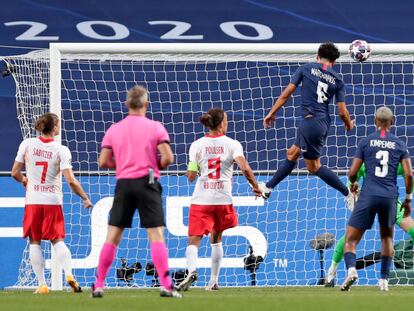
[{"x1": 3, "y1": 43, "x2": 414, "y2": 289}]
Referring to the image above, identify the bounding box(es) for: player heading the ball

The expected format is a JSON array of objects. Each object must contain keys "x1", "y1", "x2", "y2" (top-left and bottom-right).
[
  {"x1": 177, "y1": 108, "x2": 262, "y2": 292},
  {"x1": 261, "y1": 42, "x2": 356, "y2": 210},
  {"x1": 341, "y1": 106, "x2": 413, "y2": 291},
  {"x1": 92, "y1": 85, "x2": 181, "y2": 298},
  {"x1": 11, "y1": 113, "x2": 92, "y2": 294}
]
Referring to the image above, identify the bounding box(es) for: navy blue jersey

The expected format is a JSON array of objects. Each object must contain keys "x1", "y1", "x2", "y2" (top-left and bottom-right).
[
  {"x1": 355, "y1": 130, "x2": 410, "y2": 198},
  {"x1": 290, "y1": 63, "x2": 345, "y2": 121}
]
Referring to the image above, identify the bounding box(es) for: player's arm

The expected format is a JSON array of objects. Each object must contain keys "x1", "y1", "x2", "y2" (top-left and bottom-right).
[
  {"x1": 234, "y1": 156, "x2": 261, "y2": 196},
  {"x1": 264, "y1": 83, "x2": 297, "y2": 128},
  {"x1": 186, "y1": 163, "x2": 198, "y2": 182},
  {"x1": 337, "y1": 102, "x2": 354, "y2": 131},
  {"x1": 11, "y1": 161, "x2": 27, "y2": 187},
  {"x1": 11, "y1": 140, "x2": 28, "y2": 187},
  {"x1": 347, "y1": 163, "x2": 366, "y2": 190},
  {"x1": 98, "y1": 148, "x2": 116, "y2": 169},
  {"x1": 335, "y1": 80, "x2": 354, "y2": 131},
  {"x1": 62, "y1": 169, "x2": 92, "y2": 208},
  {"x1": 401, "y1": 156, "x2": 413, "y2": 217},
  {"x1": 157, "y1": 142, "x2": 174, "y2": 169},
  {"x1": 348, "y1": 158, "x2": 363, "y2": 184}
]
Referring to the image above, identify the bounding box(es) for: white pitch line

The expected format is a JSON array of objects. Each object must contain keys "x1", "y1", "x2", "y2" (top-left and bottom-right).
[{"x1": 0, "y1": 197, "x2": 25, "y2": 208}]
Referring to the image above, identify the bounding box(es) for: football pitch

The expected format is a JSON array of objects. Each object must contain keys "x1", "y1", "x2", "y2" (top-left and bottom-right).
[{"x1": 1, "y1": 287, "x2": 413, "y2": 311}]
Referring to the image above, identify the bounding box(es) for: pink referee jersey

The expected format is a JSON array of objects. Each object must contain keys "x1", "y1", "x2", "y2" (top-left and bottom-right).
[{"x1": 101, "y1": 115, "x2": 170, "y2": 179}]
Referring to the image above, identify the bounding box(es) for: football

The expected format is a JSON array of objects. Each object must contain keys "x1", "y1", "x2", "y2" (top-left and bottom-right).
[{"x1": 349, "y1": 39, "x2": 371, "y2": 62}]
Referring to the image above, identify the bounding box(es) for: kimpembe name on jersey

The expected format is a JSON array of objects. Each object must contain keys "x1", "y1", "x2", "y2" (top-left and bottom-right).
[
  {"x1": 311, "y1": 68, "x2": 336, "y2": 85},
  {"x1": 370, "y1": 139, "x2": 396, "y2": 149}
]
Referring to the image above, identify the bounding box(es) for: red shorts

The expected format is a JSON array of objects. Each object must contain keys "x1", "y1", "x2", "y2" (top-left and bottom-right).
[
  {"x1": 188, "y1": 204, "x2": 238, "y2": 236},
  {"x1": 23, "y1": 204, "x2": 65, "y2": 241}
]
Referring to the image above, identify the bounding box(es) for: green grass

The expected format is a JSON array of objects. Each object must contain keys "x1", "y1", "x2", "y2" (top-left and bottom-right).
[{"x1": 1, "y1": 287, "x2": 413, "y2": 311}]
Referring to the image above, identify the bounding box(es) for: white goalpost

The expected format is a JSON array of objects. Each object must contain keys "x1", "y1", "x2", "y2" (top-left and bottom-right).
[{"x1": 3, "y1": 43, "x2": 414, "y2": 290}]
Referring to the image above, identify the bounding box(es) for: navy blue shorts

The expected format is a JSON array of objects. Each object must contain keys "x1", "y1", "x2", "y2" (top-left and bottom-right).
[
  {"x1": 348, "y1": 195, "x2": 397, "y2": 230},
  {"x1": 294, "y1": 117, "x2": 329, "y2": 160}
]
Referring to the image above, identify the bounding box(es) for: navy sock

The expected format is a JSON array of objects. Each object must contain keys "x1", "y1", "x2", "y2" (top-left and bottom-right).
[
  {"x1": 266, "y1": 159, "x2": 296, "y2": 189},
  {"x1": 380, "y1": 256, "x2": 392, "y2": 280},
  {"x1": 315, "y1": 166, "x2": 349, "y2": 196},
  {"x1": 344, "y1": 252, "x2": 356, "y2": 270}
]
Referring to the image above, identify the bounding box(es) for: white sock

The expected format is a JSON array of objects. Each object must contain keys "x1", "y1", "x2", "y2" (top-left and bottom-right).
[
  {"x1": 348, "y1": 267, "x2": 357, "y2": 276},
  {"x1": 29, "y1": 244, "x2": 46, "y2": 286},
  {"x1": 53, "y1": 241, "x2": 73, "y2": 278},
  {"x1": 210, "y1": 242, "x2": 223, "y2": 283},
  {"x1": 185, "y1": 245, "x2": 198, "y2": 273}
]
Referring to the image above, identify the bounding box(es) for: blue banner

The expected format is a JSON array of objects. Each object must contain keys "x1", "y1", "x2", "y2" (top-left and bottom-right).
[{"x1": 0, "y1": 175, "x2": 408, "y2": 289}]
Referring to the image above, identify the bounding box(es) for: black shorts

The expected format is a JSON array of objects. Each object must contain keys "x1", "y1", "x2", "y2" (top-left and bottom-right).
[
  {"x1": 108, "y1": 177, "x2": 165, "y2": 228},
  {"x1": 294, "y1": 117, "x2": 329, "y2": 160},
  {"x1": 348, "y1": 195, "x2": 397, "y2": 230}
]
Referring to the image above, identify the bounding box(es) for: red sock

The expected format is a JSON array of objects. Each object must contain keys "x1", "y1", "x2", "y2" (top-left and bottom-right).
[
  {"x1": 95, "y1": 243, "x2": 116, "y2": 288},
  {"x1": 151, "y1": 242, "x2": 173, "y2": 290}
]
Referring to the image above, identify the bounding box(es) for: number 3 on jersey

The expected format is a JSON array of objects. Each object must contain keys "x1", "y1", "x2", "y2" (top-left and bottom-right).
[
  {"x1": 375, "y1": 150, "x2": 389, "y2": 177},
  {"x1": 208, "y1": 157, "x2": 221, "y2": 179},
  {"x1": 317, "y1": 81, "x2": 328, "y2": 104}
]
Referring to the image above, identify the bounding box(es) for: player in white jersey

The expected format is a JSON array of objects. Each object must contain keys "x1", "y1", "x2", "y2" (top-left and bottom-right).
[
  {"x1": 11, "y1": 113, "x2": 92, "y2": 294},
  {"x1": 177, "y1": 108, "x2": 261, "y2": 292}
]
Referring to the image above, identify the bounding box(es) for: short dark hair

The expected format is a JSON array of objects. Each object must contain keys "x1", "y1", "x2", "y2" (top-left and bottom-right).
[
  {"x1": 199, "y1": 108, "x2": 225, "y2": 130},
  {"x1": 318, "y1": 42, "x2": 340, "y2": 62},
  {"x1": 35, "y1": 113, "x2": 59, "y2": 134}
]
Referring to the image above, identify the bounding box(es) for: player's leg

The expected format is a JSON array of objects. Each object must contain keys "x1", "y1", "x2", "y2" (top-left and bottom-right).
[
  {"x1": 93, "y1": 179, "x2": 138, "y2": 297},
  {"x1": 178, "y1": 204, "x2": 213, "y2": 291},
  {"x1": 206, "y1": 230, "x2": 223, "y2": 291},
  {"x1": 147, "y1": 226, "x2": 181, "y2": 298},
  {"x1": 377, "y1": 197, "x2": 397, "y2": 291},
  {"x1": 29, "y1": 239, "x2": 49, "y2": 294},
  {"x1": 379, "y1": 225, "x2": 394, "y2": 291},
  {"x1": 325, "y1": 235, "x2": 345, "y2": 287},
  {"x1": 93, "y1": 225, "x2": 124, "y2": 297},
  {"x1": 262, "y1": 144, "x2": 300, "y2": 197},
  {"x1": 136, "y1": 179, "x2": 180, "y2": 298},
  {"x1": 341, "y1": 225, "x2": 364, "y2": 291},
  {"x1": 305, "y1": 158, "x2": 349, "y2": 197},
  {"x1": 206, "y1": 204, "x2": 237, "y2": 290},
  {"x1": 51, "y1": 238, "x2": 82, "y2": 292},
  {"x1": 24, "y1": 204, "x2": 48, "y2": 294},
  {"x1": 178, "y1": 235, "x2": 202, "y2": 291},
  {"x1": 43, "y1": 204, "x2": 82, "y2": 292}
]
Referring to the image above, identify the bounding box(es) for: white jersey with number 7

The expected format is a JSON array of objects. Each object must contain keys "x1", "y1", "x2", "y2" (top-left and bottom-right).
[
  {"x1": 189, "y1": 134, "x2": 244, "y2": 205},
  {"x1": 15, "y1": 137, "x2": 73, "y2": 205}
]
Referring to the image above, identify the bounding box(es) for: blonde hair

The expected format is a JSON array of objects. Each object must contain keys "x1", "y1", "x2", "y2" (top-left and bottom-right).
[{"x1": 126, "y1": 85, "x2": 149, "y2": 109}]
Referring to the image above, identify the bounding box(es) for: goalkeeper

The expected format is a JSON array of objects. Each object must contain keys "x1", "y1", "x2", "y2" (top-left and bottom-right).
[{"x1": 325, "y1": 163, "x2": 414, "y2": 286}]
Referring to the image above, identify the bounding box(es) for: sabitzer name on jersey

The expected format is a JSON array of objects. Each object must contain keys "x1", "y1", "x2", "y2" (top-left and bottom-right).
[
  {"x1": 370, "y1": 139, "x2": 396, "y2": 149},
  {"x1": 32, "y1": 148, "x2": 53, "y2": 159}
]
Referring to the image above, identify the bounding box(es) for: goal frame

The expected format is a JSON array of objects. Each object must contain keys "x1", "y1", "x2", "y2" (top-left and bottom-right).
[{"x1": 48, "y1": 42, "x2": 414, "y2": 290}]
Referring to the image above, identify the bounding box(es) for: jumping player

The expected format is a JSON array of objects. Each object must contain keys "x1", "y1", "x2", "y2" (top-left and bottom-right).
[
  {"x1": 177, "y1": 108, "x2": 262, "y2": 291},
  {"x1": 326, "y1": 163, "x2": 414, "y2": 287},
  {"x1": 261, "y1": 42, "x2": 356, "y2": 210},
  {"x1": 341, "y1": 106, "x2": 413, "y2": 291},
  {"x1": 92, "y1": 86, "x2": 181, "y2": 298},
  {"x1": 11, "y1": 113, "x2": 92, "y2": 294}
]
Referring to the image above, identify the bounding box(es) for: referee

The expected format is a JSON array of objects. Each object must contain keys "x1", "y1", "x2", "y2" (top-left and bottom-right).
[{"x1": 92, "y1": 85, "x2": 181, "y2": 298}]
